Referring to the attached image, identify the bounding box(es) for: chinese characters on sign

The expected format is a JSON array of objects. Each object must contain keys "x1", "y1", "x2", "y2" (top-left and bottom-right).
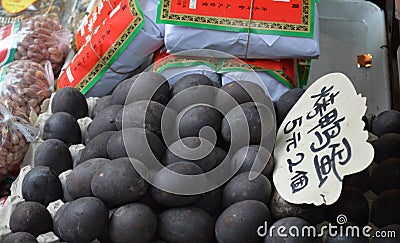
[{"x1": 273, "y1": 73, "x2": 374, "y2": 205}]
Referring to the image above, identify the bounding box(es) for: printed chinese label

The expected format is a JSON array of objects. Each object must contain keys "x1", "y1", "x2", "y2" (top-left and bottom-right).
[
  {"x1": 153, "y1": 47, "x2": 297, "y2": 88},
  {"x1": 57, "y1": 0, "x2": 144, "y2": 94},
  {"x1": 0, "y1": 22, "x2": 20, "y2": 67},
  {"x1": 157, "y1": 0, "x2": 314, "y2": 37},
  {"x1": 2, "y1": 0, "x2": 37, "y2": 14},
  {"x1": 153, "y1": 47, "x2": 220, "y2": 73},
  {"x1": 73, "y1": 0, "x2": 122, "y2": 52},
  {"x1": 273, "y1": 73, "x2": 374, "y2": 205},
  {"x1": 219, "y1": 59, "x2": 297, "y2": 88}
]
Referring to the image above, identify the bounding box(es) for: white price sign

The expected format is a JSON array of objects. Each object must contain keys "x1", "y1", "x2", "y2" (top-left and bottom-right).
[{"x1": 273, "y1": 73, "x2": 374, "y2": 205}]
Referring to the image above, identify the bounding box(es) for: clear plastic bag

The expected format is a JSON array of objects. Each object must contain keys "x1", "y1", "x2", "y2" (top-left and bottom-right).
[
  {"x1": 1, "y1": 60, "x2": 54, "y2": 117},
  {"x1": 0, "y1": 99, "x2": 39, "y2": 181},
  {"x1": 0, "y1": 15, "x2": 72, "y2": 75}
]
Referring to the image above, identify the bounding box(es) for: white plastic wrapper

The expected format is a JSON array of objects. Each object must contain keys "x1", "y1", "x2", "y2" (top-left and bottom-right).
[
  {"x1": 152, "y1": 47, "x2": 221, "y2": 84},
  {"x1": 222, "y1": 71, "x2": 290, "y2": 102},
  {"x1": 58, "y1": 0, "x2": 164, "y2": 97},
  {"x1": 158, "y1": 65, "x2": 221, "y2": 85},
  {"x1": 164, "y1": 5, "x2": 319, "y2": 59}
]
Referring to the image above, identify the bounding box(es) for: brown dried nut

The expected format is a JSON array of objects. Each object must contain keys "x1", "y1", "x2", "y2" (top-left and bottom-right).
[
  {"x1": 47, "y1": 47, "x2": 59, "y2": 55},
  {"x1": 17, "y1": 46, "x2": 27, "y2": 56},
  {"x1": 11, "y1": 133, "x2": 19, "y2": 145},
  {"x1": 19, "y1": 139, "x2": 26, "y2": 148},
  {"x1": 0, "y1": 149, "x2": 7, "y2": 156},
  {"x1": 5, "y1": 152, "x2": 12, "y2": 163},
  {"x1": 36, "y1": 28, "x2": 53, "y2": 36},
  {"x1": 28, "y1": 44, "x2": 41, "y2": 53},
  {"x1": 34, "y1": 106, "x2": 40, "y2": 114},
  {"x1": 19, "y1": 41, "x2": 30, "y2": 50},
  {"x1": 49, "y1": 53, "x2": 62, "y2": 63},
  {"x1": 27, "y1": 99, "x2": 38, "y2": 109}
]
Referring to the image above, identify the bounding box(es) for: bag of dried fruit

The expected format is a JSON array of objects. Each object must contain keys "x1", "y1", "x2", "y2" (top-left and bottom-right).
[
  {"x1": 0, "y1": 60, "x2": 54, "y2": 117},
  {"x1": 0, "y1": 98, "x2": 39, "y2": 184},
  {"x1": 0, "y1": 15, "x2": 72, "y2": 75}
]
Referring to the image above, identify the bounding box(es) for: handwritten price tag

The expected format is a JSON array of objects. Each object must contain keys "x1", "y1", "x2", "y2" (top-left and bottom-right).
[{"x1": 273, "y1": 73, "x2": 374, "y2": 205}]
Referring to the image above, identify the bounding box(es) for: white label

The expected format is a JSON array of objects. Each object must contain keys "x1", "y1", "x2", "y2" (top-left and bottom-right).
[
  {"x1": 273, "y1": 0, "x2": 290, "y2": 2},
  {"x1": 273, "y1": 73, "x2": 374, "y2": 206},
  {"x1": 189, "y1": 0, "x2": 197, "y2": 9},
  {"x1": 109, "y1": 3, "x2": 120, "y2": 18},
  {"x1": 66, "y1": 67, "x2": 74, "y2": 83}
]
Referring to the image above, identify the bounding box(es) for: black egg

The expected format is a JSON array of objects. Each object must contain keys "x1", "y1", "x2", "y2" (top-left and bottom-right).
[
  {"x1": 372, "y1": 133, "x2": 400, "y2": 162},
  {"x1": 343, "y1": 168, "x2": 371, "y2": 193},
  {"x1": 193, "y1": 187, "x2": 223, "y2": 216},
  {"x1": 65, "y1": 158, "x2": 109, "y2": 199},
  {"x1": 92, "y1": 95, "x2": 112, "y2": 118},
  {"x1": 87, "y1": 105, "x2": 122, "y2": 139},
  {"x1": 22, "y1": 166, "x2": 62, "y2": 206},
  {"x1": 51, "y1": 87, "x2": 88, "y2": 119},
  {"x1": 125, "y1": 71, "x2": 170, "y2": 106},
  {"x1": 91, "y1": 158, "x2": 148, "y2": 208},
  {"x1": 3, "y1": 232, "x2": 38, "y2": 243},
  {"x1": 275, "y1": 88, "x2": 305, "y2": 126},
  {"x1": 151, "y1": 162, "x2": 204, "y2": 207},
  {"x1": 221, "y1": 102, "x2": 275, "y2": 146},
  {"x1": 115, "y1": 100, "x2": 172, "y2": 138},
  {"x1": 326, "y1": 187, "x2": 369, "y2": 226},
  {"x1": 34, "y1": 139, "x2": 72, "y2": 175},
  {"x1": 137, "y1": 191, "x2": 168, "y2": 214},
  {"x1": 158, "y1": 207, "x2": 214, "y2": 243},
  {"x1": 169, "y1": 74, "x2": 217, "y2": 111},
  {"x1": 9, "y1": 201, "x2": 52, "y2": 237},
  {"x1": 371, "y1": 158, "x2": 400, "y2": 194},
  {"x1": 231, "y1": 145, "x2": 274, "y2": 177},
  {"x1": 109, "y1": 203, "x2": 157, "y2": 243},
  {"x1": 371, "y1": 189, "x2": 400, "y2": 228},
  {"x1": 111, "y1": 75, "x2": 138, "y2": 105},
  {"x1": 215, "y1": 200, "x2": 271, "y2": 243},
  {"x1": 177, "y1": 104, "x2": 222, "y2": 138},
  {"x1": 222, "y1": 172, "x2": 272, "y2": 208},
  {"x1": 269, "y1": 190, "x2": 325, "y2": 225},
  {"x1": 53, "y1": 197, "x2": 108, "y2": 243},
  {"x1": 107, "y1": 128, "x2": 165, "y2": 161},
  {"x1": 79, "y1": 131, "x2": 116, "y2": 164},
  {"x1": 212, "y1": 146, "x2": 228, "y2": 169},
  {"x1": 42, "y1": 112, "x2": 81, "y2": 145},
  {"x1": 162, "y1": 137, "x2": 217, "y2": 172},
  {"x1": 371, "y1": 110, "x2": 400, "y2": 137},
  {"x1": 215, "y1": 81, "x2": 270, "y2": 114}
]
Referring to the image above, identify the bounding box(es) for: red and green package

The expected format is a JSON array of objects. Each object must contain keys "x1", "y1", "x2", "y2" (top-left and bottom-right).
[
  {"x1": 73, "y1": 0, "x2": 123, "y2": 52},
  {"x1": 58, "y1": 0, "x2": 164, "y2": 97},
  {"x1": 157, "y1": 0, "x2": 315, "y2": 38}
]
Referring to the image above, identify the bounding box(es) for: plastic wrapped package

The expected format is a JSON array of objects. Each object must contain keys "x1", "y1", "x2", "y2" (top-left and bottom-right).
[
  {"x1": 0, "y1": 16, "x2": 71, "y2": 75},
  {"x1": 1, "y1": 60, "x2": 54, "y2": 117},
  {"x1": 152, "y1": 47, "x2": 221, "y2": 85},
  {"x1": 219, "y1": 59, "x2": 297, "y2": 101},
  {"x1": 161, "y1": 0, "x2": 319, "y2": 59},
  {"x1": 153, "y1": 48, "x2": 297, "y2": 101},
  {"x1": 57, "y1": 0, "x2": 165, "y2": 97},
  {"x1": 0, "y1": 99, "x2": 39, "y2": 182}
]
